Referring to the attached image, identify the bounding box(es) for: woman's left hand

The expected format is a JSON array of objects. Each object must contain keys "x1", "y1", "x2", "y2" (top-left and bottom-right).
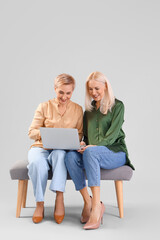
[{"x1": 77, "y1": 145, "x2": 96, "y2": 154}]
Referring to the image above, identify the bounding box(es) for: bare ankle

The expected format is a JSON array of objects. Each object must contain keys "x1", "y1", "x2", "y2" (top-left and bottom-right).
[
  {"x1": 56, "y1": 192, "x2": 64, "y2": 201},
  {"x1": 36, "y1": 201, "x2": 44, "y2": 207},
  {"x1": 84, "y1": 196, "x2": 91, "y2": 205}
]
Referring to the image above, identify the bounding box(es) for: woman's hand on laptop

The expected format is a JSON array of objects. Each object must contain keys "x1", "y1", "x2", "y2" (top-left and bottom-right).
[
  {"x1": 77, "y1": 141, "x2": 86, "y2": 154},
  {"x1": 77, "y1": 142, "x2": 96, "y2": 154},
  {"x1": 80, "y1": 141, "x2": 86, "y2": 147}
]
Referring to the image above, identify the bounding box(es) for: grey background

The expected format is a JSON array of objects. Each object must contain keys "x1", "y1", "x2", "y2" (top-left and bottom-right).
[{"x1": 0, "y1": 0, "x2": 160, "y2": 239}]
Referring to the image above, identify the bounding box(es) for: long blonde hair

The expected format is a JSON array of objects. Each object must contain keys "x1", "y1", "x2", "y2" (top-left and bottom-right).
[{"x1": 85, "y1": 71, "x2": 115, "y2": 114}]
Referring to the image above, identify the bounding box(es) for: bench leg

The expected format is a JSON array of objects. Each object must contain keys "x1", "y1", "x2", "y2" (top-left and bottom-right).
[
  {"x1": 16, "y1": 180, "x2": 26, "y2": 217},
  {"x1": 22, "y1": 180, "x2": 28, "y2": 208},
  {"x1": 115, "y1": 180, "x2": 124, "y2": 218}
]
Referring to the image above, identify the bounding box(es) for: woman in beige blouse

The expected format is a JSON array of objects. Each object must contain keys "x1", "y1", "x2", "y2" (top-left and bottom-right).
[{"x1": 28, "y1": 73, "x2": 83, "y2": 224}]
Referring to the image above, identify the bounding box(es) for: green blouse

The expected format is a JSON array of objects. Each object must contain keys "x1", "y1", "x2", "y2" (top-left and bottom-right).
[{"x1": 83, "y1": 99, "x2": 134, "y2": 170}]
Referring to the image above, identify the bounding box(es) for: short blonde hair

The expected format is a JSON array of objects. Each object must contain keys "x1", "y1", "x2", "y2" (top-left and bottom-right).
[
  {"x1": 54, "y1": 73, "x2": 75, "y2": 90},
  {"x1": 85, "y1": 71, "x2": 115, "y2": 114}
]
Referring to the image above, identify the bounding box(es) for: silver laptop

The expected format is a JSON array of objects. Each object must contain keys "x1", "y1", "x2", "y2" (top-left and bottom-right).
[{"x1": 40, "y1": 127, "x2": 80, "y2": 150}]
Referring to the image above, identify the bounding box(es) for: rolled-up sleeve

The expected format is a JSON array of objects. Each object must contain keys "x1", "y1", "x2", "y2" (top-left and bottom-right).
[
  {"x1": 28, "y1": 103, "x2": 44, "y2": 140},
  {"x1": 76, "y1": 107, "x2": 83, "y2": 141}
]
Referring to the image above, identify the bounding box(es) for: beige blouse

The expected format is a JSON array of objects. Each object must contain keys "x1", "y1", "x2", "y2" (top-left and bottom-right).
[{"x1": 28, "y1": 98, "x2": 83, "y2": 148}]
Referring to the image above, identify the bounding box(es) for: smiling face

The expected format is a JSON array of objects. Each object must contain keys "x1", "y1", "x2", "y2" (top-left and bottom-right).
[
  {"x1": 55, "y1": 84, "x2": 74, "y2": 106},
  {"x1": 88, "y1": 80, "x2": 106, "y2": 103}
]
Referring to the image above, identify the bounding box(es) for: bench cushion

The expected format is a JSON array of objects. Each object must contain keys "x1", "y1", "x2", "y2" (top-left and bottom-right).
[{"x1": 10, "y1": 160, "x2": 133, "y2": 181}]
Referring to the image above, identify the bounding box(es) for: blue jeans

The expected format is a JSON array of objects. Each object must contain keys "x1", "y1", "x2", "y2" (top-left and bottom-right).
[
  {"x1": 65, "y1": 146, "x2": 126, "y2": 190},
  {"x1": 28, "y1": 147, "x2": 67, "y2": 202}
]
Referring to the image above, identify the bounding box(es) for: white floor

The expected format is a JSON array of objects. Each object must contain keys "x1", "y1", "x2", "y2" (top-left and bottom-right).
[
  {"x1": 2, "y1": 203, "x2": 159, "y2": 240},
  {"x1": 1, "y1": 180, "x2": 160, "y2": 240}
]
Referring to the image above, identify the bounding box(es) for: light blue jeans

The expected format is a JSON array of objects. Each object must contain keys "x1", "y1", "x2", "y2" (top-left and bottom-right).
[
  {"x1": 28, "y1": 147, "x2": 67, "y2": 202},
  {"x1": 65, "y1": 146, "x2": 126, "y2": 191}
]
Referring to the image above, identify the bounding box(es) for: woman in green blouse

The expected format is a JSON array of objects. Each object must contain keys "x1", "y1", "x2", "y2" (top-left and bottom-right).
[{"x1": 65, "y1": 71, "x2": 134, "y2": 230}]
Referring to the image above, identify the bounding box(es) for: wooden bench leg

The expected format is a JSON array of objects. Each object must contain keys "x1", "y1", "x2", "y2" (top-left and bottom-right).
[
  {"x1": 16, "y1": 180, "x2": 25, "y2": 217},
  {"x1": 115, "y1": 180, "x2": 124, "y2": 218},
  {"x1": 22, "y1": 180, "x2": 28, "y2": 208}
]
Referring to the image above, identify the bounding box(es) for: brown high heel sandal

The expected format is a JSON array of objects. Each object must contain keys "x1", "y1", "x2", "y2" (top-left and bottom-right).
[
  {"x1": 54, "y1": 200, "x2": 65, "y2": 224},
  {"x1": 54, "y1": 212, "x2": 65, "y2": 224},
  {"x1": 32, "y1": 203, "x2": 44, "y2": 224}
]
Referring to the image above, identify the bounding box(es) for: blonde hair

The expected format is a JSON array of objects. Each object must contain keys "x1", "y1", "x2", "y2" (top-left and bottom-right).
[
  {"x1": 54, "y1": 73, "x2": 75, "y2": 90},
  {"x1": 85, "y1": 71, "x2": 115, "y2": 114}
]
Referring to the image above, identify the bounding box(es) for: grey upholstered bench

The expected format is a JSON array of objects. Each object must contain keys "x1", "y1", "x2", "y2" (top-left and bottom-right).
[{"x1": 10, "y1": 160, "x2": 133, "y2": 218}]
